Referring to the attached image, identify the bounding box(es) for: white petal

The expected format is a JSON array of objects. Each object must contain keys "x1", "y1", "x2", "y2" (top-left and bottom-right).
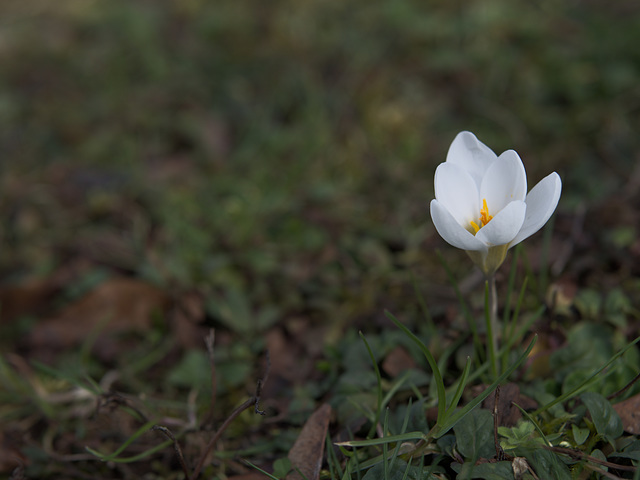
[
  {"x1": 480, "y1": 150, "x2": 527, "y2": 213},
  {"x1": 446, "y1": 131, "x2": 497, "y2": 187},
  {"x1": 430, "y1": 200, "x2": 488, "y2": 252},
  {"x1": 476, "y1": 200, "x2": 526, "y2": 246},
  {"x1": 510, "y1": 172, "x2": 562, "y2": 246},
  {"x1": 434, "y1": 163, "x2": 480, "y2": 226}
]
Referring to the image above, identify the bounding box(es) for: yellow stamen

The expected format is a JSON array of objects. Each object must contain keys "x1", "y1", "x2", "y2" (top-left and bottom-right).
[
  {"x1": 470, "y1": 198, "x2": 493, "y2": 234},
  {"x1": 480, "y1": 198, "x2": 493, "y2": 225}
]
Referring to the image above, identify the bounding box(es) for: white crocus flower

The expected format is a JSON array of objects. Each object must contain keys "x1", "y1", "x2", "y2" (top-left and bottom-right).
[{"x1": 430, "y1": 131, "x2": 562, "y2": 275}]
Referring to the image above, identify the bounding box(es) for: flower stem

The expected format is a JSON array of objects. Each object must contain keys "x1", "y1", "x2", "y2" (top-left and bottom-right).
[{"x1": 485, "y1": 273, "x2": 499, "y2": 379}]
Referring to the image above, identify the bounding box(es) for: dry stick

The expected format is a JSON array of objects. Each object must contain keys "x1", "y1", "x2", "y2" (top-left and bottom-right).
[
  {"x1": 544, "y1": 446, "x2": 637, "y2": 473},
  {"x1": 153, "y1": 425, "x2": 191, "y2": 480},
  {"x1": 584, "y1": 464, "x2": 629, "y2": 480},
  {"x1": 486, "y1": 273, "x2": 499, "y2": 378},
  {"x1": 97, "y1": 392, "x2": 149, "y2": 423},
  {"x1": 201, "y1": 329, "x2": 217, "y2": 428},
  {"x1": 607, "y1": 371, "x2": 640, "y2": 402},
  {"x1": 191, "y1": 352, "x2": 271, "y2": 480},
  {"x1": 492, "y1": 385, "x2": 503, "y2": 461}
]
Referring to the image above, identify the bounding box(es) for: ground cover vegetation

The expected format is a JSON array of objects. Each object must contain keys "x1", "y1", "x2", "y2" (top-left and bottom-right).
[{"x1": 1, "y1": 0, "x2": 640, "y2": 478}]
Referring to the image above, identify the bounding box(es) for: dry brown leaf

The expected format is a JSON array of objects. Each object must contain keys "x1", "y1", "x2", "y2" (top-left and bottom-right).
[
  {"x1": 286, "y1": 403, "x2": 332, "y2": 480},
  {"x1": 266, "y1": 329, "x2": 309, "y2": 384},
  {"x1": 0, "y1": 278, "x2": 61, "y2": 326},
  {"x1": 28, "y1": 278, "x2": 171, "y2": 353},
  {"x1": 171, "y1": 290, "x2": 208, "y2": 349},
  {"x1": 613, "y1": 393, "x2": 640, "y2": 434},
  {"x1": 262, "y1": 326, "x2": 317, "y2": 408},
  {"x1": 0, "y1": 430, "x2": 28, "y2": 473},
  {"x1": 382, "y1": 346, "x2": 416, "y2": 378}
]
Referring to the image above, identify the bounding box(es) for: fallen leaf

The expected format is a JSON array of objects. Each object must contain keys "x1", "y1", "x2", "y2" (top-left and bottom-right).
[
  {"x1": 28, "y1": 278, "x2": 171, "y2": 357},
  {"x1": 171, "y1": 290, "x2": 208, "y2": 349},
  {"x1": 382, "y1": 346, "x2": 416, "y2": 378},
  {"x1": 0, "y1": 277, "x2": 61, "y2": 326},
  {"x1": 0, "y1": 430, "x2": 28, "y2": 473},
  {"x1": 262, "y1": 325, "x2": 318, "y2": 407},
  {"x1": 612, "y1": 393, "x2": 640, "y2": 434},
  {"x1": 286, "y1": 403, "x2": 332, "y2": 480}
]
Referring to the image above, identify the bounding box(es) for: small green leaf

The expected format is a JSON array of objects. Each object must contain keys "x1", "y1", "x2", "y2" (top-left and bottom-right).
[
  {"x1": 436, "y1": 434, "x2": 456, "y2": 457},
  {"x1": 272, "y1": 458, "x2": 292, "y2": 478},
  {"x1": 362, "y1": 459, "x2": 438, "y2": 480},
  {"x1": 452, "y1": 461, "x2": 514, "y2": 480},
  {"x1": 580, "y1": 392, "x2": 623, "y2": 442},
  {"x1": 166, "y1": 350, "x2": 210, "y2": 389},
  {"x1": 589, "y1": 448, "x2": 607, "y2": 466},
  {"x1": 524, "y1": 449, "x2": 572, "y2": 480},
  {"x1": 498, "y1": 420, "x2": 545, "y2": 452},
  {"x1": 573, "y1": 289, "x2": 602, "y2": 319},
  {"x1": 571, "y1": 424, "x2": 589, "y2": 445},
  {"x1": 453, "y1": 408, "x2": 495, "y2": 461}
]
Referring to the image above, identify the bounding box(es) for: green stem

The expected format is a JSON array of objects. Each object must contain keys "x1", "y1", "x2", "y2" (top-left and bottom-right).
[{"x1": 485, "y1": 273, "x2": 499, "y2": 379}]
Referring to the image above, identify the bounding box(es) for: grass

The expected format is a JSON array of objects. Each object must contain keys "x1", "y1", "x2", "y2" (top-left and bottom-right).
[{"x1": 1, "y1": 0, "x2": 640, "y2": 478}]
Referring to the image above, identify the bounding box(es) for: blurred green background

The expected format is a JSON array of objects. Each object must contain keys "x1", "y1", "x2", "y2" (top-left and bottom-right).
[{"x1": 2, "y1": 0, "x2": 638, "y2": 297}]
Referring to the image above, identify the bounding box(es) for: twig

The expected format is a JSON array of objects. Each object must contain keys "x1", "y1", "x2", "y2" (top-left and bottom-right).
[
  {"x1": 493, "y1": 385, "x2": 503, "y2": 460},
  {"x1": 254, "y1": 351, "x2": 270, "y2": 415},
  {"x1": 607, "y1": 371, "x2": 640, "y2": 402},
  {"x1": 544, "y1": 445, "x2": 636, "y2": 473},
  {"x1": 9, "y1": 463, "x2": 25, "y2": 480},
  {"x1": 582, "y1": 464, "x2": 628, "y2": 480},
  {"x1": 201, "y1": 329, "x2": 217, "y2": 428},
  {"x1": 153, "y1": 425, "x2": 191, "y2": 480},
  {"x1": 95, "y1": 392, "x2": 148, "y2": 423},
  {"x1": 191, "y1": 351, "x2": 271, "y2": 480},
  {"x1": 485, "y1": 273, "x2": 499, "y2": 378}
]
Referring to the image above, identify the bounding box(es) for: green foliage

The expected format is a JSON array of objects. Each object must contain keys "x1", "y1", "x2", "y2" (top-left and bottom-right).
[
  {"x1": 453, "y1": 408, "x2": 495, "y2": 461},
  {"x1": 580, "y1": 392, "x2": 623, "y2": 444},
  {"x1": 272, "y1": 457, "x2": 292, "y2": 478},
  {"x1": 523, "y1": 449, "x2": 572, "y2": 480},
  {"x1": 451, "y1": 461, "x2": 514, "y2": 480},
  {"x1": 498, "y1": 421, "x2": 546, "y2": 452},
  {"x1": 362, "y1": 459, "x2": 441, "y2": 480}
]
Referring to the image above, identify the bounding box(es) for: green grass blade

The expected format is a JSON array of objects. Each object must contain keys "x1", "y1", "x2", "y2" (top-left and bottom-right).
[
  {"x1": 335, "y1": 431, "x2": 428, "y2": 448},
  {"x1": 533, "y1": 335, "x2": 640, "y2": 416},
  {"x1": 86, "y1": 421, "x2": 158, "y2": 460},
  {"x1": 445, "y1": 356, "x2": 471, "y2": 417},
  {"x1": 434, "y1": 335, "x2": 537, "y2": 438},
  {"x1": 411, "y1": 269, "x2": 434, "y2": 331},
  {"x1": 502, "y1": 244, "x2": 522, "y2": 325},
  {"x1": 86, "y1": 438, "x2": 173, "y2": 464},
  {"x1": 513, "y1": 403, "x2": 552, "y2": 447},
  {"x1": 31, "y1": 360, "x2": 101, "y2": 395},
  {"x1": 484, "y1": 279, "x2": 498, "y2": 379},
  {"x1": 386, "y1": 310, "x2": 446, "y2": 426},
  {"x1": 360, "y1": 331, "x2": 384, "y2": 438},
  {"x1": 243, "y1": 459, "x2": 282, "y2": 480},
  {"x1": 436, "y1": 250, "x2": 482, "y2": 363}
]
